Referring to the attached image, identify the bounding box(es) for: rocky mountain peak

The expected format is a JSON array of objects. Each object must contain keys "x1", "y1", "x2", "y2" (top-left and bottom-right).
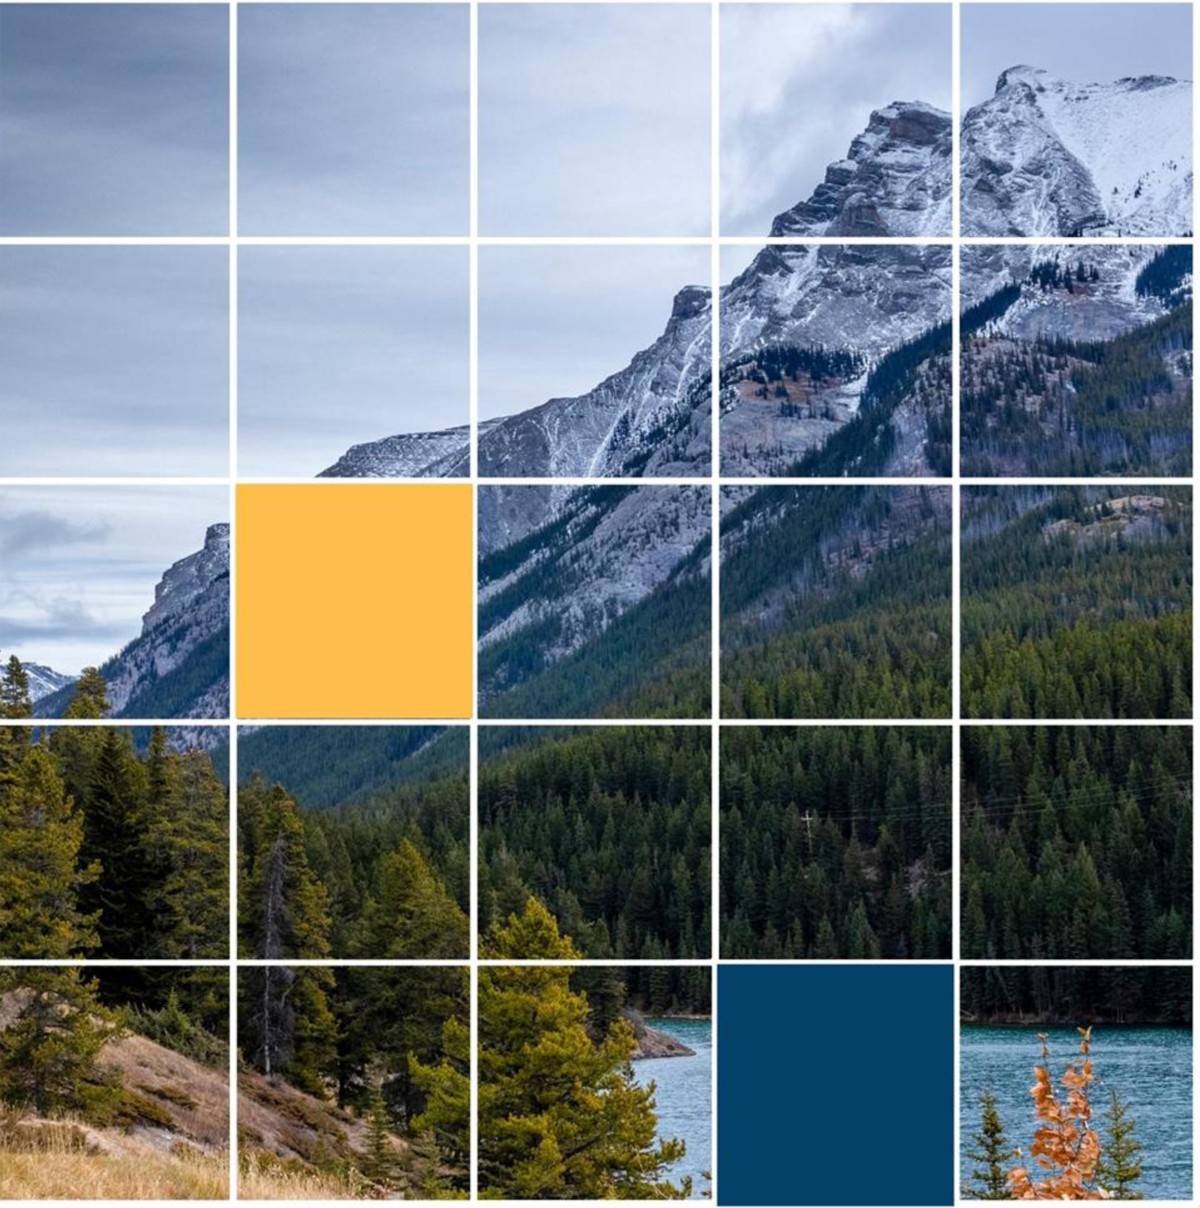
[
  {"x1": 142, "y1": 522, "x2": 231, "y2": 635},
  {"x1": 670, "y1": 284, "x2": 710, "y2": 322},
  {"x1": 995, "y1": 64, "x2": 1051, "y2": 93},
  {"x1": 770, "y1": 100, "x2": 952, "y2": 237}
]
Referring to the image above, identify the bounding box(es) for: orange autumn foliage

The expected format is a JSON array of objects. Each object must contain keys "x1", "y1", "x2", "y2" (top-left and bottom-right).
[{"x1": 1008, "y1": 1027, "x2": 1110, "y2": 1200}]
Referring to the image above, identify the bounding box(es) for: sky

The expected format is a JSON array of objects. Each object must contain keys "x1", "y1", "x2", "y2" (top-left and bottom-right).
[
  {"x1": 479, "y1": 4, "x2": 711, "y2": 235},
  {"x1": 238, "y1": 4, "x2": 469, "y2": 235},
  {"x1": 0, "y1": 486, "x2": 228, "y2": 675},
  {"x1": 480, "y1": 246, "x2": 711, "y2": 421},
  {"x1": 238, "y1": 246, "x2": 470, "y2": 476},
  {"x1": 962, "y1": 3, "x2": 1193, "y2": 109},
  {"x1": 0, "y1": 4, "x2": 228, "y2": 235},
  {"x1": 721, "y1": 3, "x2": 952, "y2": 236},
  {"x1": 0, "y1": 247, "x2": 229, "y2": 477}
]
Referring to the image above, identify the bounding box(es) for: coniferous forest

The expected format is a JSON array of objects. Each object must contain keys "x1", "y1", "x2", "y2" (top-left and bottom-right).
[
  {"x1": 237, "y1": 966, "x2": 469, "y2": 1199},
  {"x1": 961, "y1": 726, "x2": 1192, "y2": 960},
  {"x1": 478, "y1": 727, "x2": 711, "y2": 959},
  {"x1": 0, "y1": 656, "x2": 229, "y2": 960},
  {"x1": 720, "y1": 485, "x2": 953, "y2": 718},
  {"x1": 237, "y1": 726, "x2": 469, "y2": 960},
  {"x1": 721, "y1": 727, "x2": 952, "y2": 959},
  {"x1": 961, "y1": 486, "x2": 1192, "y2": 719}
]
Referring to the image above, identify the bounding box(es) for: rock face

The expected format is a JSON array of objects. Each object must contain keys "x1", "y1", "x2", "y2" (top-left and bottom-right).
[
  {"x1": 720, "y1": 244, "x2": 952, "y2": 476},
  {"x1": 35, "y1": 523, "x2": 230, "y2": 720},
  {"x1": 624, "y1": 1010, "x2": 696, "y2": 1061},
  {"x1": 962, "y1": 66, "x2": 1193, "y2": 236},
  {"x1": 23, "y1": 661, "x2": 75, "y2": 702},
  {"x1": 771, "y1": 101, "x2": 952, "y2": 237}
]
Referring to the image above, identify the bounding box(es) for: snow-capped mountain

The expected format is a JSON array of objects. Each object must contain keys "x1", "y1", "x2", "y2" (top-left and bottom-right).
[
  {"x1": 771, "y1": 101, "x2": 952, "y2": 237},
  {"x1": 23, "y1": 662, "x2": 76, "y2": 702},
  {"x1": 318, "y1": 423, "x2": 476, "y2": 478},
  {"x1": 962, "y1": 66, "x2": 1193, "y2": 236},
  {"x1": 35, "y1": 523, "x2": 230, "y2": 720}
]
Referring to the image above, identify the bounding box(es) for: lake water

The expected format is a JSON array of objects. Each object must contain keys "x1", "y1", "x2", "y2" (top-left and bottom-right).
[
  {"x1": 961, "y1": 1026, "x2": 1192, "y2": 1200},
  {"x1": 634, "y1": 1017, "x2": 712, "y2": 1199}
]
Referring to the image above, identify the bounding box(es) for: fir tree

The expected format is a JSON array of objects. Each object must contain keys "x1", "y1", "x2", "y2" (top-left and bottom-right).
[
  {"x1": 478, "y1": 899, "x2": 690, "y2": 1199},
  {"x1": 362, "y1": 1065, "x2": 400, "y2": 1191},
  {"x1": 409, "y1": 1015, "x2": 471, "y2": 1175},
  {"x1": 1095, "y1": 1088, "x2": 1145, "y2": 1199},
  {"x1": 965, "y1": 1091, "x2": 1012, "y2": 1199},
  {"x1": 366, "y1": 838, "x2": 468, "y2": 958}
]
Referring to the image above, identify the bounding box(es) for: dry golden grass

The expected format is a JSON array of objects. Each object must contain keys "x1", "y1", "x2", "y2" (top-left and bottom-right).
[
  {"x1": 236, "y1": 1159, "x2": 364, "y2": 1201},
  {"x1": 0, "y1": 1128, "x2": 230, "y2": 1200}
]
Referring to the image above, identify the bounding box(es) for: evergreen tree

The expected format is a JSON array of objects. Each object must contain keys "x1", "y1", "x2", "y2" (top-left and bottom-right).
[
  {"x1": 478, "y1": 899, "x2": 689, "y2": 1199},
  {"x1": 1095, "y1": 1089, "x2": 1145, "y2": 1199},
  {"x1": 965, "y1": 1091, "x2": 1012, "y2": 1199},
  {"x1": 0, "y1": 968, "x2": 123, "y2": 1119},
  {"x1": 366, "y1": 838, "x2": 468, "y2": 958},
  {"x1": 362, "y1": 1065, "x2": 400, "y2": 1191},
  {"x1": 0, "y1": 746, "x2": 98, "y2": 958},
  {"x1": 409, "y1": 1016, "x2": 471, "y2": 1174}
]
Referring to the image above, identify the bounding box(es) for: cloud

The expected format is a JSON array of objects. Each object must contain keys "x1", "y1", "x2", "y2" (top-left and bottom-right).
[{"x1": 0, "y1": 510, "x2": 111, "y2": 558}]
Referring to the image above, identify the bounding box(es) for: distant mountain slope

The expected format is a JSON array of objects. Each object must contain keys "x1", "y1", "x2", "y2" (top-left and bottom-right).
[
  {"x1": 770, "y1": 101, "x2": 951, "y2": 237},
  {"x1": 35, "y1": 524, "x2": 230, "y2": 720},
  {"x1": 961, "y1": 244, "x2": 1192, "y2": 475},
  {"x1": 236, "y1": 724, "x2": 465, "y2": 807},
  {"x1": 478, "y1": 486, "x2": 710, "y2": 718},
  {"x1": 720, "y1": 485, "x2": 953, "y2": 718},
  {"x1": 962, "y1": 66, "x2": 1193, "y2": 236},
  {"x1": 23, "y1": 661, "x2": 75, "y2": 701}
]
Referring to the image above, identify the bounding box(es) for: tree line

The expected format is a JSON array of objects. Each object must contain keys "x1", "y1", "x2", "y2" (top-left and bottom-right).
[
  {"x1": 962, "y1": 726, "x2": 1191, "y2": 960},
  {"x1": 721, "y1": 726, "x2": 951, "y2": 959},
  {"x1": 479, "y1": 726, "x2": 711, "y2": 960},
  {"x1": 0, "y1": 654, "x2": 228, "y2": 960}
]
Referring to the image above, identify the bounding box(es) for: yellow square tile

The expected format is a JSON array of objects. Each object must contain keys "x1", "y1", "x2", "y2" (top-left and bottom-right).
[{"x1": 236, "y1": 484, "x2": 472, "y2": 719}]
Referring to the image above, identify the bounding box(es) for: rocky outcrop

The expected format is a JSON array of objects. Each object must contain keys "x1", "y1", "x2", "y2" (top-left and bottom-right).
[
  {"x1": 771, "y1": 101, "x2": 952, "y2": 237},
  {"x1": 317, "y1": 423, "x2": 477, "y2": 478},
  {"x1": 625, "y1": 1010, "x2": 696, "y2": 1061}
]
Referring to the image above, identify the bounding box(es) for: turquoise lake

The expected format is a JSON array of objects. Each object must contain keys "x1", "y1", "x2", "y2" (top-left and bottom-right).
[
  {"x1": 961, "y1": 1026, "x2": 1192, "y2": 1199},
  {"x1": 634, "y1": 1017, "x2": 712, "y2": 1198}
]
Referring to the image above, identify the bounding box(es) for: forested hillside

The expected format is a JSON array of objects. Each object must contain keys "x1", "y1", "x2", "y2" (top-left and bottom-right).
[
  {"x1": 237, "y1": 724, "x2": 460, "y2": 806},
  {"x1": 961, "y1": 487, "x2": 1192, "y2": 718},
  {"x1": 961, "y1": 726, "x2": 1191, "y2": 960},
  {"x1": 721, "y1": 727, "x2": 951, "y2": 959},
  {"x1": 479, "y1": 727, "x2": 711, "y2": 958},
  {"x1": 961, "y1": 247, "x2": 1193, "y2": 476},
  {"x1": 720, "y1": 486, "x2": 952, "y2": 718},
  {"x1": 0, "y1": 657, "x2": 228, "y2": 960},
  {"x1": 238, "y1": 966, "x2": 468, "y2": 1198},
  {"x1": 237, "y1": 726, "x2": 468, "y2": 959},
  {"x1": 960, "y1": 965, "x2": 1192, "y2": 1026}
]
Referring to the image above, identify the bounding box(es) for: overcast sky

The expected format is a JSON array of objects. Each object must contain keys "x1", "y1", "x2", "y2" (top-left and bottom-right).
[
  {"x1": 238, "y1": 246, "x2": 469, "y2": 477},
  {"x1": 239, "y1": 4, "x2": 469, "y2": 235},
  {"x1": 0, "y1": 4, "x2": 228, "y2": 235},
  {"x1": 0, "y1": 486, "x2": 228, "y2": 675},
  {"x1": 480, "y1": 246, "x2": 710, "y2": 421},
  {"x1": 480, "y1": 4, "x2": 711, "y2": 235},
  {"x1": 0, "y1": 247, "x2": 229, "y2": 477},
  {"x1": 722, "y1": 3, "x2": 952, "y2": 235},
  {"x1": 963, "y1": 4, "x2": 1193, "y2": 109}
]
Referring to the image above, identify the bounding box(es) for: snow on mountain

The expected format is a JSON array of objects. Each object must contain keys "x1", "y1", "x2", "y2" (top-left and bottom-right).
[
  {"x1": 771, "y1": 101, "x2": 952, "y2": 237},
  {"x1": 23, "y1": 662, "x2": 76, "y2": 702},
  {"x1": 962, "y1": 66, "x2": 1193, "y2": 236},
  {"x1": 961, "y1": 243, "x2": 1175, "y2": 339},
  {"x1": 318, "y1": 423, "x2": 477, "y2": 478}
]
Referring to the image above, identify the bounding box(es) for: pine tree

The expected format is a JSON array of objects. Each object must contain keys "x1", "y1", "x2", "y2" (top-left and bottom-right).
[
  {"x1": 362, "y1": 1065, "x2": 400, "y2": 1191},
  {"x1": 64, "y1": 667, "x2": 109, "y2": 719},
  {"x1": 478, "y1": 899, "x2": 690, "y2": 1199},
  {"x1": 365, "y1": 838, "x2": 469, "y2": 959},
  {"x1": 78, "y1": 727, "x2": 155, "y2": 957},
  {"x1": 1095, "y1": 1088, "x2": 1144, "y2": 1199},
  {"x1": 0, "y1": 746, "x2": 98, "y2": 958},
  {"x1": 0, "y1": 968, "x2": 123, "y2": 1119},
  {"x1": 410, "y1": 1015, "x2": 471, "y2": 1174},
  {"x1": 964, "y1": 1091, "x2": 1012, "y2": 1199}
]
